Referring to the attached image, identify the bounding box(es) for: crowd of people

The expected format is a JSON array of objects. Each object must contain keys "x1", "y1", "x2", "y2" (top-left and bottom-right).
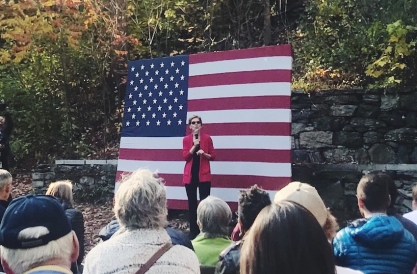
[{"x1": 1, "y1": 168, "x2": 417, "y2": 274}]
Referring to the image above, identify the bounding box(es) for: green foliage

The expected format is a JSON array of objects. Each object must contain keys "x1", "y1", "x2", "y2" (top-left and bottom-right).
[{"x1": 293, "y1": 0, "x2": 417, "y2": 90}]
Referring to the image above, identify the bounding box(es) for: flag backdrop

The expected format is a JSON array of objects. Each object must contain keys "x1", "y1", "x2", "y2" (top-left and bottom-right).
[{"x1": 116, "y1": 45, "x2": 292, "y2": 210}]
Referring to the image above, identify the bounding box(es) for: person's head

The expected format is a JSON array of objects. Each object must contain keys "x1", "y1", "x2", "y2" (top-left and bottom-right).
[
  {"x1": 0, "y1": 116, "x2": 5, "y2": 128},
  {"x1": 238, "y1": 185, "x2": 271, "y2": 233},
  {"x1": 188, "y1": 115, "x2": 202, "y2": 133},
  {"x1": 197, "y1": 196, "x2": 232, "y2": 238},
  {"x1": 46, "y1": 180, "x2": 74, "y2": 206},
  {"x1": 0, "y1": 195, "x2": 79, "y2": 273},
  {"x1": 357, "y1": 173, "x2": 390, "y2": 215},
  {"x1": 412, "y1": 184, "x2": 417, "y2": 211},
  {"x1": 114, "y1": 169, "x2": 167, "y2": 230},
  {"x1": 375, "y1": 173, "x2": 397, "y2": 209},
  {"x1": 274, "y1": 181, "x2": 339, "y2": 241},
  {"x1": 0, "y1": 169, "x2": 12, "y2": 201},
  {"x1": 240, "y1": 201, "x2": 335, "y2": 274}
]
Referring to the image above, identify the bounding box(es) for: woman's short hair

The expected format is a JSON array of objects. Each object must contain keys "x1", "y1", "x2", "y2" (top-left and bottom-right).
[
  {"x1": 197, "y1": 196, "x2": 232, "y2": 238},
  {"x1": 115, "y1": 169, "x2": 167, "y2": 229},
  {"x1": 240, "y1": 201, "x2": 336, "y2": 274},
  {"x1": 46, "y1": 180, "x2": 74, "y2": 206},
  {"x1": 0, "y1": 169, "x2": 12, "y2": 190},
  {"x1": 188, "y1": 115, "x2": 202, "y2": 125}
]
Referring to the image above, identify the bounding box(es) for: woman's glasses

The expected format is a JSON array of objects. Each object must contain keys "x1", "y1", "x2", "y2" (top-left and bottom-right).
[{"x1": 191, "y1": 121, "x2": 201, "y2": 125}]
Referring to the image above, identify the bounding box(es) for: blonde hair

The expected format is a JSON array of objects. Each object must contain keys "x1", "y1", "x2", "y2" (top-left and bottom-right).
[
  {"x1": 115, "y1": 169, "x2": 167, "y2": 229},
  {"x1": 188, "y1": 115, "x2": 202, "y2": 125},
  {"x1": 1, "y1": 231, "x2": 75, "y2": 274},
  {"x1": 46, "y1": 180, "x2": 74, "y2": 206},
  {"x1": 0, "y1": 169, "x2": 12, "y2": 190}
]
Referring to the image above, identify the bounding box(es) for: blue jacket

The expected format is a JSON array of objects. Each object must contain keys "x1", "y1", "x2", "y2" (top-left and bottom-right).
[{"x1": 333, "y1": 215, "x2": 417, "y2": 274}]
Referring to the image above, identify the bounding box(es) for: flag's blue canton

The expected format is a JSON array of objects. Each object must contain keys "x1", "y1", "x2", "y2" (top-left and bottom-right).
[{"x1": 122, "y1": 55, "x2": 189, "y2": 137}]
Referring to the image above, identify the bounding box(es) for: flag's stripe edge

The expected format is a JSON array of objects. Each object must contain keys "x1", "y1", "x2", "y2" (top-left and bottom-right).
[
  {"x1": 186, "y1": 109, "x2": 291, "y2": 123},
  {"x1": 120, "y1": 136, "x2": 292, "y2": 150},
  {"x1": 187, "y1": 96, "x2": 290, "y2": 111},
  {"x1": 189, "y1": 45, "x2": 292, "y2": 64},
  {"x1": 116, "y1": 160, "x2": 292, "y2": 177},
  {"x1": 189, "y1": 70, "x2": 291, "y2": 88},
  {"x1": 119, "y1": 148, "x2": 291, "y2": 163},
  {"x1": 189, "y1": 56, "x2": 292, "y2": 76},
  {"x1": 188, "y1": 82, "x2": 291, "y2": 100}
]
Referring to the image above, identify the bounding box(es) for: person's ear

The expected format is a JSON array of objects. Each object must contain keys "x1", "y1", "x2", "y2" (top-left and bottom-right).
[
  {"x1": 70, "y1": 232, "x2": 80, "y2": 263},
  {"x1": 357, "y1": 197, "x2": 365, "y2": 209}
]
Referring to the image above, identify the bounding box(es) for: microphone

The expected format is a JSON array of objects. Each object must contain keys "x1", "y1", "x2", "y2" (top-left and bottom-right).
[{"x1": 194, "y1": 130, "x2": 199, "y2": 139}]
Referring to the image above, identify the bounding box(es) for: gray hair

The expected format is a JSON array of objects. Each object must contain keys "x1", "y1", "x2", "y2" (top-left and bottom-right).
[
  {"x1": 1, "y1": 231, "x2": 74, "y2": 273},
  {"x1": 197, "y1": 196, "x2": 232, "y2": 238},
  {"x1": 114, "y1": 169, "x2": 167, "y2": 229},
  {"x1": 0, "y1": 169, "x2": 12, "y2": 190}
]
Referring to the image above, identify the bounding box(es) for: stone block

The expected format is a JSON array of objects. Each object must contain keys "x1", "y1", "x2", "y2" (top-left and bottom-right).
[
  {"x1": 86, "y1": 160, "x2": 107, "y2": 165},
  {"x1": 33, "y1": 180, "x2": 45, "y2": 188},
  {"x1": 323, "y1": 148, "x2": 354, "y2": 163},
  {"x1": 330, "y1": 105, "x2": 357, "y2": 116},
  {"x1": 363, "y1": 131, "x2": 380, "y2": 144},
  {"x1": 292, "y1": 123, "x2": 306, "y2": 135},
  {"x1": 406, "y1": 112, "x2": 417, "y2": 127},
  {"x1": 333, "y1": 132, "x2": 363, "y2": 148},
  {"x1": 64, "y1": 160, "x2": 86, "y2": 165},
  {"x1": 381, "y1": 94, "x2": 399, "y2": 110},
  {"x1": 369, "y1": 144, "x2": 396, "y2": 164},
  {"x1": 300, "y1": 131, "x2": 333, "y2": 148},
  {"x1": 356, "y1": 104, "x2": 379, "y2": 118},
  {"x1": 384, "y1": 128, "x2": 417, "y2": 144},
  {"x1": 362, "y1": 94, "x2": 380, "y2": 105},
  {"x1": 79, "y1": 176, "x2": 95, "y2": 185},
  {"x1": 350, "y1": 118, "x2": 386, "y2": 133},
  {"x1": 313, "y1": 117, "x2": 345, "y2": 131}
]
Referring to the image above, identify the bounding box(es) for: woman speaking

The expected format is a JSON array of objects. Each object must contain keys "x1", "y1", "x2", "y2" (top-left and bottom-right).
[{"x1": 182, "y1": 115, "x2": 215, "y2": 239}]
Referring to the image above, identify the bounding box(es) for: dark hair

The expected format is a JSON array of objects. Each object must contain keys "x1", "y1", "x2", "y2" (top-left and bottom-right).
[
  {"x1": 238, "y1": 184, "x2": 271, "y2": 231},
  {"x1": 357, "y1": 173, "x2": 390, "y2": 212},
  {"x1": 188, "y1": 115, "x2": 202, "y2": 125},
  {"x1": 240, "y1": 201, "x2": 336, "y2": 274}
]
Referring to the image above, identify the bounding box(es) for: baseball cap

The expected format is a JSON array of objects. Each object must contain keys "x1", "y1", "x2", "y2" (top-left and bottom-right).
[
  {"x1": 0, "y1": 195, "x2": 72, "y2": 249},
  {"x1": 274, "y1": 182, "x2": 328, "y2": 226}
]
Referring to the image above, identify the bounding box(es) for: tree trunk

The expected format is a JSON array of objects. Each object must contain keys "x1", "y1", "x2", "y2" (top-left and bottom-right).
[{"x1": 263, "y1": 0, "x2": 271, "y2": 46}]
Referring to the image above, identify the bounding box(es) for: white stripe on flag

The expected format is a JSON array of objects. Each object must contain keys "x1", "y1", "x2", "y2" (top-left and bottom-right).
[
  {"x1": 189, "y1": 56, "x2": 293, "y2": 76},
  {"x1": 117, "y1": 160, "x2": 292, "y2": 177},
  {"x1": 120, "y1": 136, "x2": 291, "y2": 150},
  {"x1": 188, "y1": 82, "x2": 291, "y2": 100},
  {"x1": 187, "y1": 109, "x2": 291, "y2": 123}
]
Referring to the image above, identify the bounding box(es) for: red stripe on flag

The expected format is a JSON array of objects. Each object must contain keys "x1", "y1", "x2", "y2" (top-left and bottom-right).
[
  {"x1": 187, "y1": 96, "x2": 291, "y2": 111},
  {"x1": 119, "y1": 149, "x2": 291, "y2": 163},
  {"x1": 189, "y1": 45, "x2": 292, "y2": 64},
  {"x1": 186, "y1": 122, "x2": 291, "y2": 136},
  {"x1": 168, "y1": 199, "x2": 239, "y2": 211},
  {"x1": 159, "y1": 174, "x2": 290, "y2": 190},
  {"x1": 189, "y1": 70, "x2": 291, "y2": 88}
]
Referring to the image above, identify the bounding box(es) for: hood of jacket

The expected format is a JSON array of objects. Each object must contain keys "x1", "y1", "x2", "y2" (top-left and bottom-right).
[{"x1": 348, "y1": 215, "x2": 405, "y2": 248}]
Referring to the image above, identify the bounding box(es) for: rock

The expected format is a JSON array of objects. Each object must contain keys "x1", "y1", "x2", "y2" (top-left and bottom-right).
[
  {"x1": 350, "y1": 118, "x2": 386, "y2": 133},
  {"x1": 300, "y1": 131, "x2": 333, "y2": 148},
  {"x1": 292, "y1": 123, "x2": 306, "y2": 135},
  {"x1": 362, "y1": 94, "x2": 380, "y2": 105},
  {"x1": 329, "y1": 105, "x2": 357, "y2": 116},
  {"x1": 381, "y1": 94, "x2": 400, "y2": 110},
  {"x1": 397, "y1": 145, "x2": 410, "y2": 164},
  {"x1": 355, "y1": 148, "x2": 370, "y2": 164},
  {"x1": 363, "y1": 131, "x2": 380, "y2": 144},
  {"x1": 292, "y1": 109, "x2": 312, "y2": 122},
  {"x1": 406, "y1": 112, "x2": 417, "y2": 127},
  {"x1": 324, "y1": 95, "x2": 359, "y2": 104},
  {"x1": 411, "y1": 147, "x2": 417, "y2": 164},
  {"x1": 313, "y1": 117, "x2": 345, "y2": 131},
  {"x1": 379, "y1": 113, "x2": 406, "y2": 127},
  {"x1": 323, "y1": 148, "x2": 354, "y2": 163},
  {"x1": 356, "y1": 104, "x2": 379, "y2": 118},
  {"x1": 384, "y1": 128, "x2": 417, "y2": 144},
  {"x1": 333, "y1": 132, "x2": 363, "y2": 148},
  {"x1": 368, "y1": 143, "x2": 396, "y2": 163}
]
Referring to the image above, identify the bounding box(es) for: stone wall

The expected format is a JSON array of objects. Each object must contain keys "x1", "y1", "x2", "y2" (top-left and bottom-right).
[
  {"x1": 291, "y1": 89, "x2": 417, "y2": 222},
  {"x1": 32, "y1": 160, "x2": 117, "y2": 202}
]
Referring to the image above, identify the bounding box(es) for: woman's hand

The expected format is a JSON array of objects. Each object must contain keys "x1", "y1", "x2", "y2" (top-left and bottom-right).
[{"x1": 196, "y1": 149, "x2": 204, "y2": 155}]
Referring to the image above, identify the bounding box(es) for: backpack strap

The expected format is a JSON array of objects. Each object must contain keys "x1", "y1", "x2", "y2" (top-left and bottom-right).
[{"x1": 135, "y1": 243, "x2": 172, "y2": 274}]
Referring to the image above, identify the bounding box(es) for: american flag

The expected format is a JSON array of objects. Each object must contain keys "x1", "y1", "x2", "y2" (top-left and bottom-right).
[{"x1": 117, "y1": 45, "x2": 292, "y2": 209}]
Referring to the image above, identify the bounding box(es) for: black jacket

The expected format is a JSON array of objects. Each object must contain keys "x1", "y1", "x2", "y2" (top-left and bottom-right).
[
  {"x1": 61, "y1": 201, "x2": 85, "y2": 274},
  {"x1": 215, "y1": 240, "x2": 242, "y2": 274}
]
